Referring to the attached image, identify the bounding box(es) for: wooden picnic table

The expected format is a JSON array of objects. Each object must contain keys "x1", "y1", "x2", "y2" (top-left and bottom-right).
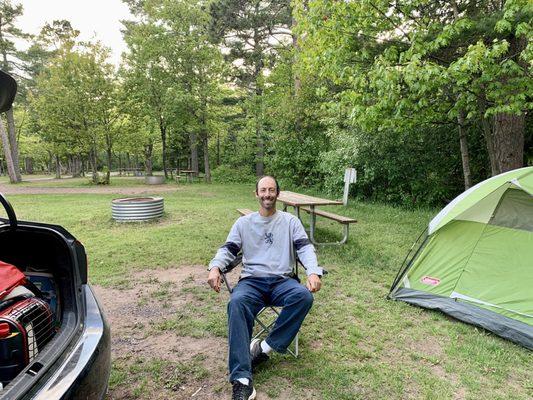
[
  {"x1": 278, "y1": 191, "x2": 342, "y2": 219},
  {"x1": 278, "y1": 191, "x2": 358, "y2": 245},
  {"x1": 179, "y1": 169, "x2": 195, "y2": 183}
]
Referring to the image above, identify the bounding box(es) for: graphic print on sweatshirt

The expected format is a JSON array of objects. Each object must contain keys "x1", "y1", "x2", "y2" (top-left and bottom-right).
[{"x1": 264, "y1": 232, "x2": 274, "y2": 245}]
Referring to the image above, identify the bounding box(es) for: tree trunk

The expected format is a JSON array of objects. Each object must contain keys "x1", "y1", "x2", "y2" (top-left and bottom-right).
[
  {"x1": 71, "y1": 155, "x2": 81, "y2": 177},
  {"x1": 0, "y1": 118, "x2": 18, "y2": 183},
  {"x1": 81, "y1": 156, "x2": 85, "y2": 177},
  {"x1": 118, "y1": 153, "x2": 122, "y2": 176},
  {"x1": 457, "y1": 111, "x2": 472, "y2": 189},
  {"x1": 144, "y1": 142, "x2": 153, "y2": 176},
  {"x1": 24, "y1": 157, "x2": 33, "y2": 174},
  {"x1": 105, "y1": 133, "x2": 112, "y2": 183},
  {"x1": 200, "y1": 104, "x2": 211, "y2": 183},
  {"x1": 88, "y1": 148, "x2": 98, "y2": 183},
  {"x1": 255, "y1": 108, "x2": 264, "y2": 176},
  {"x1": 189, "y1": 132, "x2": 199, "y2": 176},
  {"x1": 126, "y1": 152, "x2": 131, "y2": 173},
  {"x1": 55, "y1": 154, "x2": 61, "y2": 179},
  {"x1": 47, "y1": 152, "x2": 52, "y2": 175},
  {"x1": 203, "y1": 135, "x2": 211, "y2": 183},
  {"x1": 253, "y1": 23, "x2": 264, "y2": 177},
  {"x1": 292, "y1": 14, "x2": 301, "y2": 95},
  {"x1": 491, "y1": 112, "x2": 524, "y2": 174},
  {"x1": 479, "y1": 33, "x2": 527, "y2": 176},
  {"x1": 478, "y1": 96, "x2": 499, "y2": 176},
  {"x1": 254, "y1": 90, "x2": 264, "y2": 177},
  {"x1": 216, "y1": 133, "x2": 220, "y2": 167},
  {"x1": 160, "y1": 119, "x2": 168, "y2": 179},
  {"x1": 5, "y1": 109, "x2": 21, "y2": 181}
]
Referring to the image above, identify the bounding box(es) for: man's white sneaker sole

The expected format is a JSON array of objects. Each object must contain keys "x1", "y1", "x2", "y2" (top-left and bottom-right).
[
  {"x1": 250, "y1": 338, "x2": 261, "y2": 352},
  {"x1": 249, "y1": 387, "x2": 256, "y2": 399}
]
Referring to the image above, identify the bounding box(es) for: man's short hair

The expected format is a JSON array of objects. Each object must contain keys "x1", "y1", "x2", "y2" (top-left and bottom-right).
[{"x1": 256, "y1": 175, "x2": 280, "y2": 194}]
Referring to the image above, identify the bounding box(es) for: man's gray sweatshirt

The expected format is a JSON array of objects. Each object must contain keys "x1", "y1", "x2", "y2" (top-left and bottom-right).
[{"x1": 209, "y1": 211, "x2": 322, "y2": 278}]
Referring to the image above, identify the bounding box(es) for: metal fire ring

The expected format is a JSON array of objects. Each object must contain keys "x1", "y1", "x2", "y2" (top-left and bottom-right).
[{"x1": 111, "y1": 197, "x2": 164, "y2": 222}]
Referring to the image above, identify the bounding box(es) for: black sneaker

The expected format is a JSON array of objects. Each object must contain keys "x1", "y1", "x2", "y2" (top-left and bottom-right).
[
  {"x1": 232, "y1": 380, "x2": 256, "y2": 400},
  {"x1": 250, "y1": 338, "x2": 269, "y2": 370}
]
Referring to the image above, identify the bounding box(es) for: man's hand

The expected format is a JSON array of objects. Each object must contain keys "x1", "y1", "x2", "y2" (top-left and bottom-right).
[
  {"x1": 208, "y1": 267, "x2": 222, "y2": 293},
  {"x1": 306, "y1": 274, "x2": 321, "y2": 293}
]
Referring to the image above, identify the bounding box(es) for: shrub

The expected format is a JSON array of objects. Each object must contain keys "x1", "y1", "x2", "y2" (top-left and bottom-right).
[{"x1": 211, "y1": 164, "x2": 256, "y2": 184}]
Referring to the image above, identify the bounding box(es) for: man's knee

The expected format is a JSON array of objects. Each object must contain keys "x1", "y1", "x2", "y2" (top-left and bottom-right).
[
  {"x1": 290, "y1": 286, "x2": 314, "y2": 308},
  {"x1": 228, "y1": 292, "x2": 253, "y2": 312}
]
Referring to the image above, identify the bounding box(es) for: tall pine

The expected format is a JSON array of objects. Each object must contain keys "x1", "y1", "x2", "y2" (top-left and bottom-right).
[{"x1": 209, "y1": 0, "x2": 292, "y2": 176}]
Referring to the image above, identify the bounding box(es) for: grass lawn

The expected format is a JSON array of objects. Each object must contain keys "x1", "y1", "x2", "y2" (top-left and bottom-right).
[{"x1": 2, "y1": 179, "x2": 531, "y2": 399}]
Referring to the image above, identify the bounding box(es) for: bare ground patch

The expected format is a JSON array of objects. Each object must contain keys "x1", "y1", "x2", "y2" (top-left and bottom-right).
[
  {"x1": 95, "y1": 265, "x2": 302, "y2": 399},
  {"x1": 93, "y1": 265, "x2": 227, "y2": 399},
  {"x1": 0, "y1": 183, "x2": 180, "y2": 195}
]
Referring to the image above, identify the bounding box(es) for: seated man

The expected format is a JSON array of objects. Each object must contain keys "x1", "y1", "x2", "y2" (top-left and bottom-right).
[{"x1": 207, "y1": 176, "x2": 323, "y2": 400}]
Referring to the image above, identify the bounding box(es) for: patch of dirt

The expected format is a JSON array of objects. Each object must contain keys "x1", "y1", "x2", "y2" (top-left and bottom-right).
[
  {"x1": 93, "y1": 265, "x2": 207, "y2": 354},
  {"x1": 0, "y1": 185, "x2": 179, "y2": 195},
  {"x1": 93, "y1": 266, "x2": 226, "y2": 399},
  {"x1": 407, "y1": 335, "x2": 444, "y2": 358},
  {"x1": 96, "y1": 265, "x2": 300, "y2": 399}
]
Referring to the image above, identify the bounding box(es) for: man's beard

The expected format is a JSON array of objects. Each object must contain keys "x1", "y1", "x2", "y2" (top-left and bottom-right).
[{"x1": 260, "y1": 196, "x2": 276, "y2": 209}]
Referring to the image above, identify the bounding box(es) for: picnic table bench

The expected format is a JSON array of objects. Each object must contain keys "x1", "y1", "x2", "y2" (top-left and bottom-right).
[
  {"x1": 277, "y1": 191, "x2": 357, "y2": 245},
  {"x1": 237, "y1": 208, "x2": 253, "y2": 216},
  {"x1": 119, "y1": 167, "x2": 144, "y2": 177},
  {"x1": 300, "y1": 206, "x2": 357, "y2": 245}
]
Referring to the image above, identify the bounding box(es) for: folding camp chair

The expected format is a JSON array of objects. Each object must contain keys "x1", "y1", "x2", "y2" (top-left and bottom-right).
[{"x1": 219, "y1": 255, "x2": 325, "y2": 358}]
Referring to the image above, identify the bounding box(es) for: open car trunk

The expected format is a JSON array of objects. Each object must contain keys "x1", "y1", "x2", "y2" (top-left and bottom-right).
[{"x1": 0, "y1": 221, "x2": 86, "y2": 396}]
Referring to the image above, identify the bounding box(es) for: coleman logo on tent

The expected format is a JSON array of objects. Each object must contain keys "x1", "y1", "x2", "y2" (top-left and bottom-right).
[{"x1": 420, "y1": 276, "x2": 440, "y2": 286}]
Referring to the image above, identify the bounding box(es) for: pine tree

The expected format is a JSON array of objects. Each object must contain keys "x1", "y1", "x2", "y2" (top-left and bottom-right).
[{"x1": 209, "y1": 0, "x2": 292, "y2": 176}]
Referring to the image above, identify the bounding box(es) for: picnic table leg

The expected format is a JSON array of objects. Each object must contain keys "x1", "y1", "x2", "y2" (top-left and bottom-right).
[
  {"x1": 309, "y1": 205, "x2": 317, "y2": 243},
  {"x1": 308, "y1": 205, "x2": 350, "y2": 246}
]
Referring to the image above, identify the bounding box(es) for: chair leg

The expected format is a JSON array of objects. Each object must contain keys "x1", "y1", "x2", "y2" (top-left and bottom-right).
[
  {"x1": 254, "y1": 307, "x2": 299, "y2": 358},
  {"x1": 286, "y1": 332, "x2": 299, "y2": 358}
]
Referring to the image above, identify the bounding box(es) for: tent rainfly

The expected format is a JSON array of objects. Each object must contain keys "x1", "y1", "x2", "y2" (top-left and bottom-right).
[{"x1": 389, "y1": 166, "x2": 533, "y2": 349}]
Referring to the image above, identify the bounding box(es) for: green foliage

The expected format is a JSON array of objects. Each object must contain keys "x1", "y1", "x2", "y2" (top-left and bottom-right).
[
  {"x1": 121, "y1": 0, "x2": 226, "y2": 179},
  {"x1": 263, "y1": 49, "x2": 329, "y2": 188},
  {"x1": 5, "y1": 0, "x2": 531, "y2": 208},
  {"x1": 211, "y1": 164, "x2": 255, "y2": 184},
  {"x1": 92, "y1": 167, "x2": 110, "y2": 185},
  {"x1": 297, "y1": 0, "x2": 531, "y2": 184},
  {"x1": 28, "y1": 40, "x2": 117, "y2": 180}
]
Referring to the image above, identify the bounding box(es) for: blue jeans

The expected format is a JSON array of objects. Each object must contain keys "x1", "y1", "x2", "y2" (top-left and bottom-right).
[{"x1": 227, "y1": 275, "x2": 314, "y2": 382}]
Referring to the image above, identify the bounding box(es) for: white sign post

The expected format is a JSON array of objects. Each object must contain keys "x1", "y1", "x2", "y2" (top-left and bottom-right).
[{"x1": 343, "y1": 168, "x2": 357, "y2": 206}]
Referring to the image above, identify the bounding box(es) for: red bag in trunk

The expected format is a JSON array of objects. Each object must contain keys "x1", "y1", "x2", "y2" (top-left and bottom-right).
[{"x1": 0, "y1": 261, "x2": 26, "y2": 301}]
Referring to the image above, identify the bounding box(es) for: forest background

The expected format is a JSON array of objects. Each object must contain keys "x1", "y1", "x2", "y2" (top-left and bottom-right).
[{"x1": 1, "y1": 0, "x2": 531, "y2": 207}]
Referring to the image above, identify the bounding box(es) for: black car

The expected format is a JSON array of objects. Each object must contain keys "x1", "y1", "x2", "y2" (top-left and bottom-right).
[{"x1": 0, "y1": 70, "x2": 111, "y2": 399}]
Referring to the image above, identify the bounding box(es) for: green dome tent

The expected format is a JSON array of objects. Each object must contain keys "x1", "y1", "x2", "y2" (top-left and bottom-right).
[{"x1": 390, "y1": 166, "x2": 533, "y2": 349}]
